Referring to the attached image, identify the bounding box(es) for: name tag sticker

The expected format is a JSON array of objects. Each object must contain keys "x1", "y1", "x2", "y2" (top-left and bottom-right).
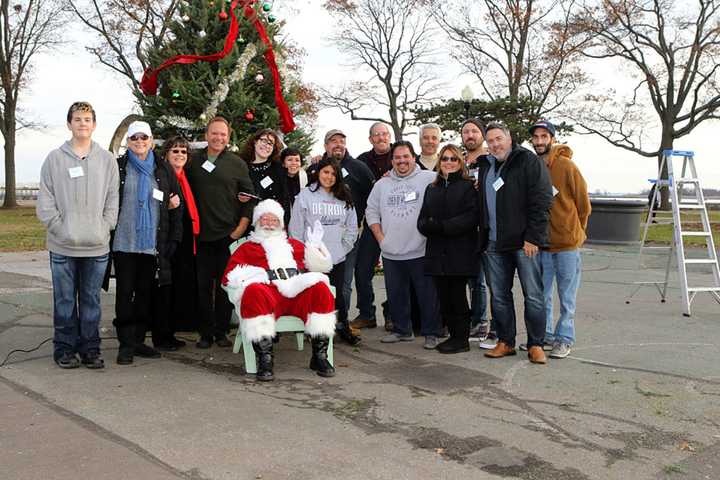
[
  {"x1": 260, "y1": 176, "x2": 274, "y2": 189},
  {"x1": 152, "y1": 188, "x2": 164, "y2": 201},
  {"x1": 68, "y1": 166, "x2": 84, "y2": 178},
  {"x1": 342, "y1": 168, "x2": 350, "y2": 178},
  {"x1": 492, "y1": 177, "x2": 505, "y2": 192},
  {"x1": 202, "y1": 160, "x2": 216, "y2": 173},
  {"x1": 404, "y1": 191, "x2": 417, "y2": 202},
  {"x1": 552, "y1": 186, "x2": 559, "y2": 197}
]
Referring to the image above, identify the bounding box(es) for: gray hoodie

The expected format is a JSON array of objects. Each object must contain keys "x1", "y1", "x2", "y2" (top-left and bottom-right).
[
  {"x1": 288, "y1": 184, "x2": 358, "y2": 264},
  {"x1": 365, "y1": 166, "x2": 436, "y2": 261},
  {"x1": 36, "y1": 140, "x2": 120, "y2": 257}
]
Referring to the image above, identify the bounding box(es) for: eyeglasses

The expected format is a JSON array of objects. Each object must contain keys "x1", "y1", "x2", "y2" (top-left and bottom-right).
[
  {"x1": 440, "y1": 156, "x2": 460, "y2": 162},
  {"x1": 371, "y1": 131, "x2": 390, "y2": 138},
  {"x1": 129, "y1": 134, "x2": 149, "y2": 141},
  {"x1": 170, "y1": 148, "x2": 187, "y2": 155},
  {"x1": 258, "y1": 137, "x2": 275, "y2": 148}
]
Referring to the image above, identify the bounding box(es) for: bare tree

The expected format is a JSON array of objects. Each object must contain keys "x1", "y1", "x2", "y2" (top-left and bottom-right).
[
  {"x1": 64, "y1": 0, "x2": 180, "y2": 95},
  {"x1": 0, "y1": 0, "x2": 65, "y2": 208},
  {"x1": 571, "y1": 0, "x2": 720, "y2": 205},
  {"x1": 430, "y1": 0, "x2": 586, "y2": 118},
  {"x1": 321, "y1": 0, "x2": 442, "y2": 140}
]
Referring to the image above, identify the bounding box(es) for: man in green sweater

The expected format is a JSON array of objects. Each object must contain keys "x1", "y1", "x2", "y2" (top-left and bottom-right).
[{"x1": 187, "y1": 116, "x2": 255, "y2": 348}]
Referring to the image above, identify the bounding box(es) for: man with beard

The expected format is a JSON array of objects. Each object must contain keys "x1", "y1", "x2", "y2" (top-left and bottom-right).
[
  {"x1": 222, "y1": 200, "x2": 337, "y2": 381},
  {"x1": 529, "y1": 120, "x2": 591, "y2": 359},
  {"x1": 366, "y1": 141, "x2": 442, "y2": 349},
  {"x1": 478, "y1": 122, "x2": 552, "y2": 364},
  {"x1": 308, "y1": 129, "x2": 374, "y2": 344},
  {"x1": 461, "y1": 118, "x2": 493, "y2": 346}
]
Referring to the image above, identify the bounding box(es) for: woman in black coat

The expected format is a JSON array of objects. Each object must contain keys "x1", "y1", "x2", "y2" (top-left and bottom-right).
[{"x1": 417, "y1": 144, "x2": 479, "y2": 354}]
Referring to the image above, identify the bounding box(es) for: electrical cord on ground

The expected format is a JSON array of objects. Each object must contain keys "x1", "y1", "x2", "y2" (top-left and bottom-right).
[{"x1": 0, "y1": 333, "x2": 203, "y2": 368}]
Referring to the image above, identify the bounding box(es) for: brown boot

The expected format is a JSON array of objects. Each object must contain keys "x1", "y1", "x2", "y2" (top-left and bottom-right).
[
  {"x1": 484, "y1": 341, "x2": 516, "y2": 358},
  {"x1": 527, "y1": 345, "x2": 547, "y2": 364},
  {"x1": 350, "y1": 316, "x2": 377, "y2": 329}
]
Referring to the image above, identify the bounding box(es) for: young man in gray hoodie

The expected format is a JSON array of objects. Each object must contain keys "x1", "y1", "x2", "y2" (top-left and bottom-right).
[
  {"x1": 365, "y1": 141, "x2": 442, "y2": 349},
  {"x1": 36, "y1": 101, "x2": 119, "y2": 369}
]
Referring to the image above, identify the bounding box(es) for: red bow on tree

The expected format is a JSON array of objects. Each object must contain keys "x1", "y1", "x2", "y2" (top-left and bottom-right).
[{"x1": 139, "y1": 0, "x2": 296, "y2": 133}]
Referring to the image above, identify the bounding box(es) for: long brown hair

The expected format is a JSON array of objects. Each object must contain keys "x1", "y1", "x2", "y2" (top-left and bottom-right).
[
  {"x1": 240, "y1": 128, "x2": 281, "y2": 164},
  {"x1": 309, "y1": 157, "x2": 354, "y2": 209},
  {"x1": 433, "y1": 144, "x2": 472, "y2": 186}
]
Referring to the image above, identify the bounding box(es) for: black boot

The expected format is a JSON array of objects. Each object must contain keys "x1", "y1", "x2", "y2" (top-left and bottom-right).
[
  {"x1": 436, "y1": 314, "x2": 470, "y2": 354},
  {"x1": 252, "y1": 338, "x2": 274, "y2": 382},
  {"x1": 115, "y1": 323, "x2": 134, "y2": 365},
  {"x1": 134, "y1": 323, "x2": 160, "y2": 358},
  {"x1": 310, "y1": 336, "x2": 335, "y2": 377}
]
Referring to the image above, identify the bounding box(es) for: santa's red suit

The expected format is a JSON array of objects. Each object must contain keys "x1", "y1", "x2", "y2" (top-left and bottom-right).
[{"x1": 221, "y1": 202, "x2": 337, "y2": 345}]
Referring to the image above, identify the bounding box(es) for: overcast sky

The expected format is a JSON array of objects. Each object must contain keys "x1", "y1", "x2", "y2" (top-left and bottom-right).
[{"x1": 3, "y1": 0, "x2": 720, "y2": 193}]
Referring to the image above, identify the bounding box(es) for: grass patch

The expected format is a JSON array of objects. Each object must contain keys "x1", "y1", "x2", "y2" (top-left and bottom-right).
[
  {"x1": 0, "y1": 206, "x2": 46, "y2": 252},
  {"x1": 642, "y1": 210, "x2": 720, "y2": 246},
  {"x1": 662, "y1": 464, "x2": 685, "y2": 475}
]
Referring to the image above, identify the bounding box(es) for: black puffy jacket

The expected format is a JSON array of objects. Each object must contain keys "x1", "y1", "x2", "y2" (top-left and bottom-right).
[
  {"x1": 476, "y1": 145, "x2": 552, "y2": 252},
  {"x1": 417, "y1": 171, "x2": 479, "y2": 276}
]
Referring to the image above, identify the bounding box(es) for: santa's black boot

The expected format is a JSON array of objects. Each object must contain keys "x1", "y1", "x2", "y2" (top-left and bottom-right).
[
  {"x1": 252, "y1": 338, "x2": 274, "y2": 382},
  {"x1": 310, "y1": 336, "x2": 335, "y2": 378}
]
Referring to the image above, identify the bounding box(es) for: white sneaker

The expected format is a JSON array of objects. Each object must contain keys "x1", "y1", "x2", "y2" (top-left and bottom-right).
[
  {"x1": 478, "y1": 334, "x2": 497, "y2": 350},
  {"x1": 549, "y1": 343, "x2": 572, "y2": 359}
]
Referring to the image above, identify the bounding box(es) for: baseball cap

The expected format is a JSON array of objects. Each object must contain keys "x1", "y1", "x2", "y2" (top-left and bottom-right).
[
  {"x1": 528, "y1": 120, "x2": 556, "y2": 137},
  {"x1": 127, "y1": 121, "x2": 153, "y2": 138},
  {"x1": 324, "y1": 129, "x2": 346, "y2": 143}
]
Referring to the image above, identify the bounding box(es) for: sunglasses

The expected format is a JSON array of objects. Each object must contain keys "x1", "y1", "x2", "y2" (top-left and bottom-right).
[
  {"x1": 440, "y1": 155, "x2": 460, "y2": 162},
  {"x1": 129, "y1": 134, "x2": 149, "y2": 141},
  {"x1": 170, "y1": 148, "x2": 187, "y2": 155}
]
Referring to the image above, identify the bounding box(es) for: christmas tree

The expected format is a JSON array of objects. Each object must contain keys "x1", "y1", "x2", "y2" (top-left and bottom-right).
[{"x1": 137, "y1": 0, "x2": 315, "y2": 153}]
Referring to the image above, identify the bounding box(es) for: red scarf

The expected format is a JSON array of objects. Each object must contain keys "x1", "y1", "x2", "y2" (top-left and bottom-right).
[{"x1": 175, "y1": 168, "x2": 200, "y2": 254}]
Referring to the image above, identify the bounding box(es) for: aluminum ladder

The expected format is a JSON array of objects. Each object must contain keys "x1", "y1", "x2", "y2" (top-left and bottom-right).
[{"x1": 634, "y1": 150, "x2": 720, "y2": 316}]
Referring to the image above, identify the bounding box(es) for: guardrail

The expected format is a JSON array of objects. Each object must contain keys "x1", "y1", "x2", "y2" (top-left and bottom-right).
[{"x1": 0, "y1": 187, "x2": 40, "y2": 201}]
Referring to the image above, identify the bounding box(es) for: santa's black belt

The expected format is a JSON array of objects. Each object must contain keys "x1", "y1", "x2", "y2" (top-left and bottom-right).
[{"x1": 266, "y1": 268, "x2": 303, "y2": 280}]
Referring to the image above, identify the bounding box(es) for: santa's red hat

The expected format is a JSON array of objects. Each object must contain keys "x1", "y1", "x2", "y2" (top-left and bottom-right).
[{"x1": 252, "y1": 199, "x2": 285, "y2": 228}]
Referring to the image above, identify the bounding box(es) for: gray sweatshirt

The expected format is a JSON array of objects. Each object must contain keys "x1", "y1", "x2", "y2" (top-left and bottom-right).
[
  {"x1": 288, "y1": 184, "x2": 358, "y2": 265},
  {"x1": 365, "y1": 166, "x2": 436, "y2": 261},
  {"x1": 36, "y1": 140, "x2": 120, "y2": 257}
]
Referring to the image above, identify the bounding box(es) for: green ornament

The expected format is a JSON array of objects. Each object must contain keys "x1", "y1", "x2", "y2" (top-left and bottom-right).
[
  {"x1": 172, "y1": 90, "x2": 181, "y2": 98},
  {"x1": 267, "y1": 14, "x2": 276, "y2": 22},
  {"x1": 262, "y1": 2, "x2": 271, "y2": 11}
]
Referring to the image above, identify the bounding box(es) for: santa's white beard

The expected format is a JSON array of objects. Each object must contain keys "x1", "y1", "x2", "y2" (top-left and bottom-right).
[{"x1": 251, "y1": 225, "x2": 286, "y2": 241}]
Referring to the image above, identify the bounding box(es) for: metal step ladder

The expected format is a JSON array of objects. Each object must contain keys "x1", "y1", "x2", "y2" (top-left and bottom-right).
[{"x1": 633, "y1": 150, "x2": 720, "y2": 316}]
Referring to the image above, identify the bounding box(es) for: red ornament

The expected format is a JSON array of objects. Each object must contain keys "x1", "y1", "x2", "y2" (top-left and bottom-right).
[
  {"x1": 218, "y1": 10, "x2": 228, "y2": 20},
  {"x1": 244, "y1": 111, "x2": 254, "y2": 121}
]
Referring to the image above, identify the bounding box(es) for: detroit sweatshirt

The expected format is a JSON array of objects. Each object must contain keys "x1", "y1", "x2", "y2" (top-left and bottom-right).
[{"x1": 288, "y1": 184, "x2": 358, "y2": 265}]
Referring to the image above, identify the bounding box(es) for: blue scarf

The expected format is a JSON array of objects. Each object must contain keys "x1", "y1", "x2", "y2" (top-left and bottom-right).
[{"x1": 127, "y1": 149, "x2": 156, "y2": 251}]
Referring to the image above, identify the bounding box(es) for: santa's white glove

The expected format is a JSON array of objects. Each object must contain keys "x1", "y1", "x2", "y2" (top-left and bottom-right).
[{"x1": 306, "y1": 220, "x2": 325, "y2": 246}]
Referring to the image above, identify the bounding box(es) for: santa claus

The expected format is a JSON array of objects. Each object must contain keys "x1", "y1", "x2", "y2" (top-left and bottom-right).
[{"x1": 222, "y1": 199, "x2": 336, "y2": 381}]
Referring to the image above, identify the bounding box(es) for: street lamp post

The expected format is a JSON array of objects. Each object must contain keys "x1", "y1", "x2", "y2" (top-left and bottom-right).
[{"x1": 461, "y1": 85, "x2": 474, "y2": 119}]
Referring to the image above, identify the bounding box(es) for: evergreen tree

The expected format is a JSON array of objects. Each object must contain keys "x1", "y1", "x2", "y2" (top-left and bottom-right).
[{"x1": 137, "y1": 0, "x2": 315, "y2": 153}]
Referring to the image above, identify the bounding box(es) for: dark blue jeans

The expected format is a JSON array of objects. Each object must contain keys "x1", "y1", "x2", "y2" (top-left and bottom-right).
[
  {"x1": 484, "y1": 242, "x2": 545, "y2": 348},
  {"x1": 353, "y1": 227, "x2": 382, "y2": 320},
  {"x1": 49, "y1": 251, "x2": 109, "y2": 360},
  {"x1": 469, "y1": 254, "x2": 489, "y2": 327},
  {"x1": 382, "y1": 257, "x2": 441, "y2": 337}
]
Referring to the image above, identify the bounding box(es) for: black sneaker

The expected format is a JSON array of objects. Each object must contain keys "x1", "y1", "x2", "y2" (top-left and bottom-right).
[
  {"x1": 215, "y1": 335, "x2": 232, "y2": 348},
  {"x1": 81, "y1": 351, "x2": 105, "y2": 369},
  {"x1": 196, "y1": 337, "x2": 213, "y2": 349},
  {"x1": 55, "y1": 352, "x2": 80, "y2": 369},
  {"x1": 154, "y1": 341, "x2": 178, "y2": 352}
]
